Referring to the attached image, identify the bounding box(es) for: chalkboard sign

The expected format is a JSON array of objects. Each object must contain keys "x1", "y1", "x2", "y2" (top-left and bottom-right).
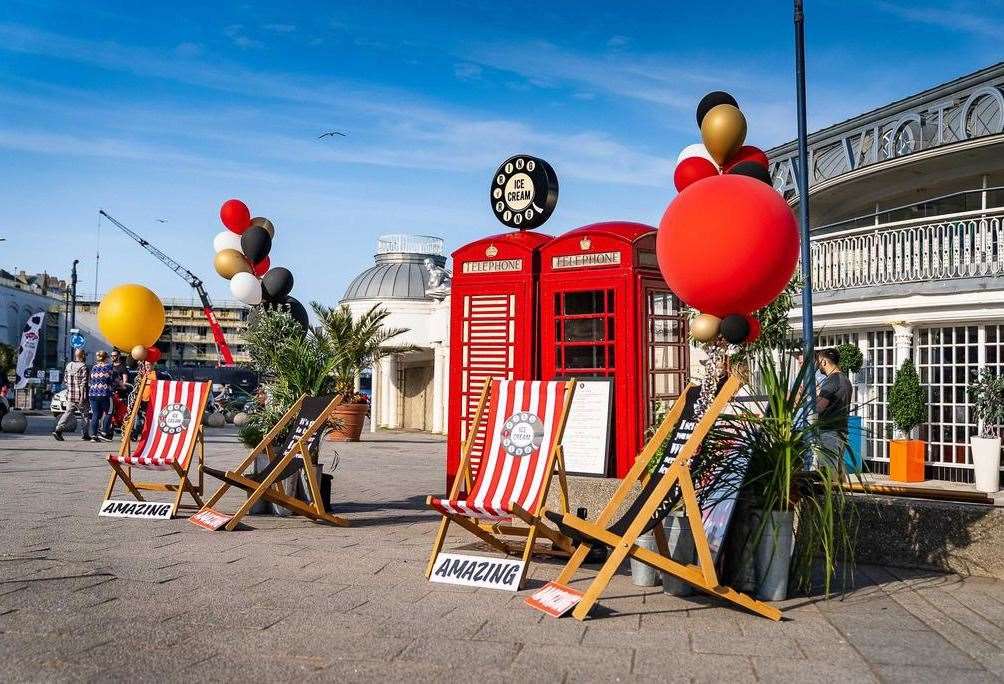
[{"x1": 558, "y1": 377, "x2": 613, "y2": 476}]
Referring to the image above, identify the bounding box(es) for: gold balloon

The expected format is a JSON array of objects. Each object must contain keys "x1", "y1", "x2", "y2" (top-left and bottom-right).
[
  {"x1": 691, "y1": 314, "x2": 722, "y2": 343},
  {"x1": 250, "y1": 217, "x2": 274, "y2": 238},
  {"x1": 700, "y1": 104, "x2": 747, "y2": 165},
  {"x1": 97, "y1": 284, "x2": 165, "y2": 352},
  {"x1": 130, "y1": 344, "x2": 148, "y2": 362},
  {"x1": 214, "y1": 249, "x2": 252, "y2": 280}
]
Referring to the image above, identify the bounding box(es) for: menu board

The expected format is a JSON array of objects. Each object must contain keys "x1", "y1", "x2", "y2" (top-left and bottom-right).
[{"x1": 560, "y1": 378, "x2": 613, "y2": 476}]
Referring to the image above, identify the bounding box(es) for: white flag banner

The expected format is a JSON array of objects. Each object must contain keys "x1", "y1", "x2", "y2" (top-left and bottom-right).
[{"x1": 14, "y1": 312, "x2": 45, "y2": 390}]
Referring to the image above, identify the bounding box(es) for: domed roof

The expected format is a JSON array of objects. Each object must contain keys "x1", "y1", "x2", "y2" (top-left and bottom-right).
[{"x1": 342, "y1": 234, "x2": 447, "y2": 302}]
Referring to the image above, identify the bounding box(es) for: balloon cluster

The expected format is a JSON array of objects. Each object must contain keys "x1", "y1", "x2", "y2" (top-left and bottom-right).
[
  {"x1": 673, "y1": 91, "x2": 772, "y2": 193},
  {"x1": 97, "y1": 283, "x2": 166, "y2": 362},
  {"x1": 213, "y1": 199, "x2": 307, "y2": 329},
  {"x1": 658, "y1": 91, "x2": 799, "y2": 347}
]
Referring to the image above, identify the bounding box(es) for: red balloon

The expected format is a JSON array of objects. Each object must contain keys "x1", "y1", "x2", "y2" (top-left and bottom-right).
[
  {"x1": 220, "y1": 199, "x2": 251, "y2": 234},
  {"x1": 673, "y1": 156, "x2": 719, "y2": 192},
  {"x1": 725, "y1": 145, "x2": 769, "y2": 171},
  {"x1": 745, "y1": 314, "x2": 762, "y2": 343},
  {"x1": 146, "y1": 346, "x2": 162, "y2": 364},
  {"x1": 657, "y1": 175, "x2": 799, "y2": 317},
  {"x1": 252, "y1": 256, "x2": 270, "y2": 277}
]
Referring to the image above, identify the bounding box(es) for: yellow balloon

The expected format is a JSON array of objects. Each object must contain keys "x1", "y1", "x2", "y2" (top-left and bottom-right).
[
  {"x1": 700, "y1": 104, "x2": 747, "y2": 165},
  {"x1": 97, "y1": 284, "x2": 165, "y2": 352},
  {"x1": 691, "y1": 313, "x2": 722, "y2": 343},
  {"x1": 214, "y1": 249, "x2": 251, "y2": 280}
]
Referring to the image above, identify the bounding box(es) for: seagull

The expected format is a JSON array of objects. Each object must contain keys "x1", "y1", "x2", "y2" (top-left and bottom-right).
[
  {"x1": 318, "y1": 130, "x2": 347, "y2": 139},
  {"x1": 155, "y1": 218, "x2": 168, "y2": 223}
]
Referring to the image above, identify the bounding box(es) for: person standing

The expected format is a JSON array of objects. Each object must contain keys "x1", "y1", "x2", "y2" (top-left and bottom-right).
[
  {"x1": 88, "y1": 350, "x2": 119, "y2": 441},
  {"x1": 815, "y1": 347, "x2": 853, "y2": 469},
  {"x1": 53, "y1": 349, "x2": 90, "y2": 441}
]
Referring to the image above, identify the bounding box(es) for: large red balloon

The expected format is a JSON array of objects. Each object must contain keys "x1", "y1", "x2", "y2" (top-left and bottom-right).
[
  {"x1": 252, "y1": 256, "x2": 270, "y2": 277},
  {"x1": 220, "y1": 199, "x2": 251, "y2": 234},
  {"x1": 657, "y1": 175, "x2": 798, "y2": 317},
  {"x1": 725, "y1": 145, "x2": 769, "y2": 171},
  {"x1": 674, "y1": 156, "x2": 718, "y2": 192}
]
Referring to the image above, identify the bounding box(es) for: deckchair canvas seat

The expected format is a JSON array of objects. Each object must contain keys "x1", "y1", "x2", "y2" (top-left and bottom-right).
[
  {"x1": 425, "y1": 379, "x2": 577, "y2": 590},
  {"x1": 102, "y1": 377, "x2": 211, "y2": 516}
]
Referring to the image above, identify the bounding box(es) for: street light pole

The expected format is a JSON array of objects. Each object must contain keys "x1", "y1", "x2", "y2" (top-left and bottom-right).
[
  {"x1": 70, "y1": 259, "x2": 79, "y2": 334},
  {"x1": 794, "y1": 0, "x2": 816, "y2": 408}
]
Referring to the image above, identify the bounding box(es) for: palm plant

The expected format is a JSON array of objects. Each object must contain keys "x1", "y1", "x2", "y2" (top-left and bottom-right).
[
  {"x1": 710, "y1": 347, "x2": 858, "y2": 595},
  {"x1": 310, "y1": 303, "x2": 414, "y2": 400}
]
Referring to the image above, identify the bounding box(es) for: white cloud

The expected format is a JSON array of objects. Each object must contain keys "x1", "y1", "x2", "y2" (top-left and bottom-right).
[
  {"x1": 875, "y1": 2, "x2": 1003, "y2": 39},
  {"x1": 263, "y1": 23, "x2": 297, "y2": 33},
  {"x1": 453, "y1": 62, "x2": 483, "y2": 81}
]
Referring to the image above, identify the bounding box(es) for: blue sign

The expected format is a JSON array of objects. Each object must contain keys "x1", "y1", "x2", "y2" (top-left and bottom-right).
[{"x1": 70, "y1": 333, "x2": 86, "y2": 349}]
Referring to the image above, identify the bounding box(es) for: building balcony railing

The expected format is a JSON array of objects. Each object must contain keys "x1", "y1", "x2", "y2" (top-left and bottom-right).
[{"x1": 809, "y1": 205, "x2": 1004, "y2": 293}]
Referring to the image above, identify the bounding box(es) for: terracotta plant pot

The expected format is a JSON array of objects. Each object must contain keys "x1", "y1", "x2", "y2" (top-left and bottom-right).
[
  {"x1": 889, "y1": 439, "x2": 925, "y2": 482},
  {"x1": 327, "y1": 403, "x2": 368, "y2": 442}
]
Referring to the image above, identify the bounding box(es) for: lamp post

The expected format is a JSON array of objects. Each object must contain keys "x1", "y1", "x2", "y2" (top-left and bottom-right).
[
  {"x1": 794, "y1": 0, "x2": 816, "y2": 408},
  {"x1": 70, "y1": 259, "x2": 79, "y2": 334}
]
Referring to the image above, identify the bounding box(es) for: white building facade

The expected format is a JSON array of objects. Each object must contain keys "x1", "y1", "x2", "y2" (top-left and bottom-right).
[
  {"x1": 769, "y1": 63, "x2": 1004, "y2": 483},
  {"x1": 341, "y1": 235, "x2": 451, "y2": 434}
]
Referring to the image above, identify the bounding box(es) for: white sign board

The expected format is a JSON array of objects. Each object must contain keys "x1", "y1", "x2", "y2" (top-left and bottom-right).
[
  {"x1": 98, "y1": 499, "x2": 175, "y2": 520},
  {"x1": 560, "y1": 379, "x2": 613, "y2": 475},
  {"x1": 429, "y1": 552, "x2": 525, "y2": 591}
]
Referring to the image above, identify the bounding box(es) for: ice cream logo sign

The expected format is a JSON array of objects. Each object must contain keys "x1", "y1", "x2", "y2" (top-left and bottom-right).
[
  {"x1": 158, "y1": 403, "x2": 191, "y2": 435},
  {"x1": 501, "y1": 411, "x2": 544, "y2": 458},
  {"x1": 490, "y1": 154, "x2": 559, "y2": 231}
]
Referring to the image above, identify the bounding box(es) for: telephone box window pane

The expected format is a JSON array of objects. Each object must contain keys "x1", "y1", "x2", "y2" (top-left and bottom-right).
[
  {"x1": 565, "y1": 319, "x2": 606, "y2": 342},
  {"x1": 565, "y1": 346, "x2": 605, "y2": 369},
  {"x1": 564, "y1": 291, "x2": 606, "y2": 315}
]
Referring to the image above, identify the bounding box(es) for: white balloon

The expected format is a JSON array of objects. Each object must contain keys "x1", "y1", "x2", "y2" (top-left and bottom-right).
[
  {"x1": 677, "y1": 143, "x2": 718, "y2": 167},
  {"x1": 230, "y1": 272, "x2": 262, "y2": 305},
  {"x1": 213, "y1": 230, "x2": 243, "y2": 254}
]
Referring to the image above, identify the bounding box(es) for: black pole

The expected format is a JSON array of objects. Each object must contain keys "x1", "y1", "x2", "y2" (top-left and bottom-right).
[
  {"x1": 62, "y1": 288, "x2": 69, "y2": 364},
  {"x1": 794, "y1": 0, "x2": 816, "y2": 407},
  {"x1": 70, "y1": 259, "x2": 78, "y2": 334}
]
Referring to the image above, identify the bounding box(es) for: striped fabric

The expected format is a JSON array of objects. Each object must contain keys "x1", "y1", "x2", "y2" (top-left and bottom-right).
[
  {"x1": 431, "y1": 380, "x2": 568, "y2": 521},
  {"x1": 109, "y1": 380, "x2": 209, "y2": 471}
]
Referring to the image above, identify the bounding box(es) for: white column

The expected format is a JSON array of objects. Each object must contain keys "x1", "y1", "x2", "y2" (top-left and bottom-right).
[
  {"x1": 431, "y1": 346, "x2": 446, "y2": 434},
  {"x1": 891, "y1": 322, "x2": 915, "y2": 439},
  {"x1": 369, "y1": 362, "x2": 380, "y2": 433},
  {"x1": 381, "y1": 355, "x2": 399, "y2": 429},
  {"x1": 440, "y1": 346, "x2": 450, "y2": 436}
]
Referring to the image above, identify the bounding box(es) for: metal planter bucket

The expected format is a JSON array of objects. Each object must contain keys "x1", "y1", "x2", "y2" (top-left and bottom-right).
[
  {"x1": 629, "y1": 531, "x2": 661, "y2": 587},
  {"x1": 755, "y1": 510, "x2": 794, "y2": 602},
  {"x1": 661, "y1": 512, "x2": 696, "y2": 596}
]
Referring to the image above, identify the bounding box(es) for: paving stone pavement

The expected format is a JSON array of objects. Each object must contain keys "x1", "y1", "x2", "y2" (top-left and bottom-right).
[{"x1": 1, "y1": 417, "x2": 1003, "y2": 683}]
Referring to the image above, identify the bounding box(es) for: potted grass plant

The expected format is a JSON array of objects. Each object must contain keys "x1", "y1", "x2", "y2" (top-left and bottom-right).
[
  {"x1": 311, "y1": 303, "x2": 414, "y2": 441},
  {"x1": 711, "y1": 347, "x2": 856, "y2": 601},
  {"x1": 888, "y1": 358, "x2": 927, "y2": 482},
  {"x1": 967, "y1": 368, "x2": 1004, "y2": 493}
]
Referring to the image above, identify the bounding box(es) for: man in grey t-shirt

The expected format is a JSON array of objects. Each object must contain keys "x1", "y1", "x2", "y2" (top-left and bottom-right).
[{"x1": 815, "y1": 348, "x2": 852, "y2": 469}]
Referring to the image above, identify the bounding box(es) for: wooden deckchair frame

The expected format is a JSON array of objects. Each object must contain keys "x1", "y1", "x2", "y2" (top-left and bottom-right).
[
  {"x1": 425, "y1": 379, "x2": 577, "y2": 590},
  {"x1": 200, "y1": 394, "x2": 348, "y2": 531},
  {"x1": 103, "y1": 373, "x2": 210, "y2": 515},
  {"x1": 552, "y1": 371, "x2": 781, "y2": 621}
]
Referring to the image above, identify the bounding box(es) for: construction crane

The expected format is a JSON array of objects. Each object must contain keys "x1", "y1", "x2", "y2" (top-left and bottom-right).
[{"x1": 99, "y1": 210, "x2": 235, "y2": 366}]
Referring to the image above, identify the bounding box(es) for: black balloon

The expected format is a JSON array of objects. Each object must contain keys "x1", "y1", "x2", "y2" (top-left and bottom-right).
[
  {"x1": 696, "y1": 91, "x2": 738, "y2": 126},
  {"x1": 721, "y1": 314, "x2": 751, "y2": 344},
  {"x1": 281, "y1": 296, "x2": 309, "y2": 330},
  {"x1": 240, "y1": 226, "x2": 272, "y2": 264},
  {"x1": 727, "y1": 160, "x2": 773, "y2": 185},
  {"x1": 261, "y1": 267, "x2": 294, "y2": 302}
]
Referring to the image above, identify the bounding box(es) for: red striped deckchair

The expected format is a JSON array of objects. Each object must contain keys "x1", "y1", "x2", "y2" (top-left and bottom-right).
[
  {"x1": 425, "y1": 379, "x2": 576, "y2": 590},
  {"x1": 102, "y1": 375, "x2": 211, "y2": 517}
]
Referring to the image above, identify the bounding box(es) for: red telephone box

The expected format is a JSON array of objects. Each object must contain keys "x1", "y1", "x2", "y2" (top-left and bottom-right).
[
  {"x1": 446, "y1": 230, "x2": 552, "y2": 487},
  {"x1": 539, "y1": 222, "x2": 689, "y2": 478}
]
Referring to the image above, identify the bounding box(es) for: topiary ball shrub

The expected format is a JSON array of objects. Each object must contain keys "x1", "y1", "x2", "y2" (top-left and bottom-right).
[{"x1": 836, "y1": 343, "x2": 863, "y2": 374}]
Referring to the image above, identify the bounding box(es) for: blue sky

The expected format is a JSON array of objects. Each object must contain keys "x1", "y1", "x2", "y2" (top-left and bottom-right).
[{"x1": 2, "y1": 1, "x2": 1002, "y2": 307}]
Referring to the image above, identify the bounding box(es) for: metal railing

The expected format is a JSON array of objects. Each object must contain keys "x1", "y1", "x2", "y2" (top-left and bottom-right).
[
  {"x1": 809, "y1": 207, "x2": 1004, "y2": 292},
  {"x1": 376, "y1": 234, "x2": 444, "y2": 256}
]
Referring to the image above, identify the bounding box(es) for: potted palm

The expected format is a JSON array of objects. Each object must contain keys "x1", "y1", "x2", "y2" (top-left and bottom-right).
[
  {"x1": 713, "y1": 347, "x2": 855, "y2": 601},
  {"x1": 888, "y1": 358, "x2": 927, "y2": 482},
  {"x1": 968, "y1": 368, "x2": 1003, "y2": 493},
  {"x1": 311, "y1": 303, "x2": 413, "y2": 442}
]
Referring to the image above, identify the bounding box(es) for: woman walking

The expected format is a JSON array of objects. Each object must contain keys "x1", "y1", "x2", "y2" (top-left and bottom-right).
[{"x1": 88, "y1": 350, "x2": 119, "y2": 441}]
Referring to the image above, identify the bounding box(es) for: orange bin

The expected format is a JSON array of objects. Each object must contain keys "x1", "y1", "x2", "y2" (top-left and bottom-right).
[{"x1": 889, "y1": 440, "x2": 925, "y2": 482}]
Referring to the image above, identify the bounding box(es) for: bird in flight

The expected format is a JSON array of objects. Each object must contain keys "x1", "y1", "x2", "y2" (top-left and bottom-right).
[
  {"x1": 318, "y1": 131, "x2": 347, "y2": 139},
  {"x1": 155, "y1": 218, "x2": 168, "y2": 223}
]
